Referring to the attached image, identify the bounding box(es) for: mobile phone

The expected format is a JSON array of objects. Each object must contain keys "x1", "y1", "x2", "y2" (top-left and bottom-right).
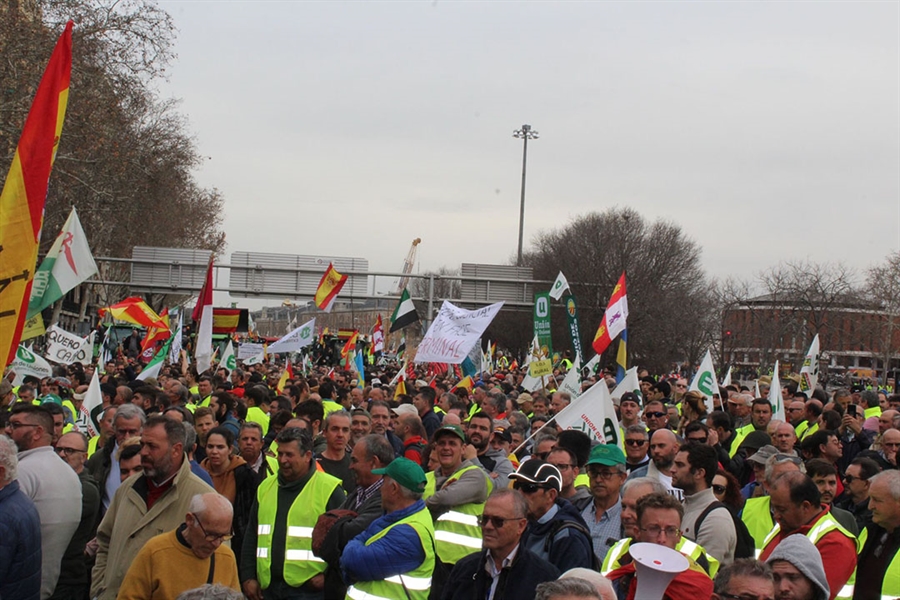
[{"x1": 847, "y1": 405, "x2": 857, "y2": 418}]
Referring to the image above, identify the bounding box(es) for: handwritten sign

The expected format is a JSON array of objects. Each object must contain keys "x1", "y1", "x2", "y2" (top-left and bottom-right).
[
  {"x1": 529, "y1": 358, "x2": 553, "y2": 378},
  {"x1": 416, "y1": 301, "x2": 504, "y2": 364}
]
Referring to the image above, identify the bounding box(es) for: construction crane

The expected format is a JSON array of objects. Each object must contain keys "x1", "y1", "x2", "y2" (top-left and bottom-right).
[{"x1": 394, "y1": 238, "x2": 421, "y2": 294}]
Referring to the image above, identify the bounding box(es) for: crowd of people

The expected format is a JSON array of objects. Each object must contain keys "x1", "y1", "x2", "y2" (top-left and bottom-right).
[{"x1": 1, "y1": 353, "x2": 899, "y2": 600}]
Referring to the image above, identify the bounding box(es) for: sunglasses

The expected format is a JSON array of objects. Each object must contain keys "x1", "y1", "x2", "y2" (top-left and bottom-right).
[
  {"x1": 712, "y1": 484, "x2": 727, "y2": 495},
  {"x1": 514, "y1": 482, "x2": 547, "y2": 494},
  {"x1": 478, "y1": 514, "x2": 524, "y2": 528},
  {"x1": 645, "y1": 411, "x2": 667, "y2": 419},
  {"x1": 624, "y1": 439, "x2": 647, "y2": 447},
  {"x1": 687, "y1": 437, "x2": 708, "y2": 444},
  {"x1": 843, "y1": 475, "x2": 866, "y2": 484}
]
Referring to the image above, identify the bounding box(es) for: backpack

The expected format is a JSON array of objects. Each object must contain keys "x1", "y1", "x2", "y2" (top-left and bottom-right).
[{"x1": 695, "y1": 500, "x2": 756, "y2": 559}]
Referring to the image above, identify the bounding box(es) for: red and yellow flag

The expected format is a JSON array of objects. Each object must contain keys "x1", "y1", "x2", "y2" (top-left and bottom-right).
[
  {"x1": 276, "y1": 362, "x2": 293, "y2": 394},
  {"x1": 100, "y1": 297, "x2": 168, "y2": 330},
  {"x1": 141, "y1": 307, "x2": 171, "y2": 354},
  {"x1": 314, "y1": 263, "x2": 348, "y2": 312},
  {"x1": 341, "y1": 330, "x2": 359, "y2": 359},
  {"x1": 0, "y1": 22, "x2": 73, "y2": 369}
]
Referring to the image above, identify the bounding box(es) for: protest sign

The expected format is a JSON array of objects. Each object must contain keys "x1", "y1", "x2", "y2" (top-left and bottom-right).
[{"x1": 416, "y1": 301, "x2": 503, "y2": 364}]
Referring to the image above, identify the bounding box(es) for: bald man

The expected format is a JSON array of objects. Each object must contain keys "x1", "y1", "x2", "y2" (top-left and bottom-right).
[{"x1": 627, "y1": 429, "x2": 683, "y2": 501}]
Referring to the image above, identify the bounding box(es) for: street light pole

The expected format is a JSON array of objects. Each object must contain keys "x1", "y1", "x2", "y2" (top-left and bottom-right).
[{"x1": 513, "y1": 124, "x2": 538, "y2": 267}]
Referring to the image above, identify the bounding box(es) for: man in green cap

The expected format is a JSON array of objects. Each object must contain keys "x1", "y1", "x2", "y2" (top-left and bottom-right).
[
  {"x1": 580, "y1": 443, "x2": 627, "y2": 562},
  {"x1": 341, "y1": 458, "x2": 435, "y2": 600}
]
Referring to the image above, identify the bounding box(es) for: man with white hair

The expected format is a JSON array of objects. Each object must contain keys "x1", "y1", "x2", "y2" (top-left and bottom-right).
[
  {"x1": 118, "y1": 492, "x2": 241, "y2": 599},
  {"x1": 0, "y1": 434, "x2": 42, "y2": 600}
]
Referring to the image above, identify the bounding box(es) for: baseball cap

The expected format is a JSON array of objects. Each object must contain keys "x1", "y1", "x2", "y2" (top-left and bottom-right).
[
  {"x1": 747, "y1": 444, "x2": 778, "y2": 465},
  {"x1": 391, "y1": 404, "x2": 418, "y2": 417},
  {"x1": 585, "y1": 443, "x2": 626, "y2": 467},
  {"x1": 509, "y1": 459, "x2": 562, "y2": 492},
  {"x1": 40, "y1": 394, "x2": 62, "y2": 406},
  {"x1": 619, "y1": 392, "x2": 640, "y2": 406},
  {"x1": 433, "y1": 424, "x2": 466, "y2": 443},
  {"x1": 372, "y1": 457, "x2": 427, "y2": 494},
  {"x1": 516, "y1": 393, "x2": 534, "y2": 406},
  {"x1": 492, "y1": 427, "x2": 512, "y2": 443},
  {"x1": 740, "y1": 430, "x2": 772, "y2": 452}
]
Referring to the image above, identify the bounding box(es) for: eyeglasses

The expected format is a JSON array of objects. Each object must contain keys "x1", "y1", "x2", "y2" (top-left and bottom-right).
[
  {"x1": 645, "y1": 412, "x2": 667, "y2": 419},
  {"x1": 478, "y1": 514, "x2": 525, "y2": 528},
  {"x1": 717, "y1": 594, "x2": 775, "y2": 600},
  {"x1": 56, "y1": 446, "x2": 86, "y2": 456},
  {"x1": 843, "y1": 475, "x2": 867, "y2": 484},
  {"x1": 586, "y1": 468, "x2": 622, "y2": 480},
  {"x1": 514, "y1": 483, "x2": 547, "y2": 494},
  {"x1": 712, "y1": 484, "x2": 727, "y2": 495},
  {"x1": 5, "y1": 421, "x2": 38, "y2": 430},
  {"x1": 687, "y1": 437, "x2": 708, "y2": 444},
  {"x1": 640, "y1": 525, "x2": 680, "y2": 538},
  {"x1": 192, "y1": 513, "x2": 233, "y2": 542},
  {"x1": 675, "y1": 384, "x2": 687, "y2": 389},
  {"x1": 624, "y1": 439, "x2": 647, "y2": 447},
  {"x1": 535, "y1": 452, "x2": 551, "y2": 460}
]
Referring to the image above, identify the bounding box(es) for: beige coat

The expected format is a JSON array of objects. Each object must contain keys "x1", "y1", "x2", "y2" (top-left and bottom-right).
[{"x1": 90, "y1": 457, "x2": 213, "y2": 600}]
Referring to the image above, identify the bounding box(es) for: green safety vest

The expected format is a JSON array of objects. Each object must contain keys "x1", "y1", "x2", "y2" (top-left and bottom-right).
[
  {"x1": 601, "y1": 536, "x2": 720, "y2": 578},
  {"x1": 247, "y1": 406, "x2": 270, "y2": 435},
  {"x1": 796, "y1": 421, "x2": 819, "y2": 441},
  {"x1": 198, "y1": 395, "x2": 211, "y2": 408},
  {"x1": 424, "y1": 464, "x2": 491, "y2": 565},
  {"x1": 761, "y1": 512, "x2": 859, "y2": 600},
  {"x1": 322, "y1": 400, "x2": 343, "y2": 416},
  {"x1": 864, "y1": 406, "x2": 881, "y2": 420},
  {"x1": 255, "y1": 470, "x2": 342, "y2": 589},
  {"x1": 87, "y1": 435, "x2": 100, "y2": 458},
  {"x1": 854, "y1": 527, "x2": 900, "y2": 600},
  {"x1": 741, "y1": 496, "x2": 774, "y2": 556},
  {"x1": 345, "y1": 505, "x2": 436, "y2": 600},
  {"x1": 729, "y1": 424, "x2": 754, "y2": 458}
]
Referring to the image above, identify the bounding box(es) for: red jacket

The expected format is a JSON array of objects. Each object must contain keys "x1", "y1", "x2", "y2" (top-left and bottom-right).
[
  {"x1": 759, "y1": 507, "x2": 857, "y2": 600},
  {"x1": 607, "y1": 560, "x2": 713, "y2": 600}
]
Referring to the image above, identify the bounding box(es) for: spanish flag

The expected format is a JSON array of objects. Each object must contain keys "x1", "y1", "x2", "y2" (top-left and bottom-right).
[
  {"x1": 0, "y1": 22, "x2": 73, "y2": 369},
  {"x1": 276, "y1": 362, "x2": 293, "y2": 394},
  {"x1": 100, "y1": 297, "x2": 168, "y2": 330},
  {"x1": 314, "y1": 263, "x2": 348, "y2": 312},
  {"x1": 341, "y1": 330, "x2": 359, "y2": 360}
]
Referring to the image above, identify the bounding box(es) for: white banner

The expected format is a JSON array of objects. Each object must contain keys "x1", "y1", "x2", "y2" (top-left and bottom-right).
[
  {"x1": 45, "y1": 325, "x2": 93, "y2": 365},
  {"x1": 220, "y1": 341, "x2": 236, "y2": 372},
  {"x1": 554, "y1": 378, "x2": 621, "y2": 447},
  {"x1": 549, "y1": 271, "x2": 570, "y2": 301},
  {"x1": 769, "y1": 361, "x2": 785, "y2": 421},
  {"x1": 799, "y1": 334, "x2": 820, "y2": 394},
  {"x1": 268, "y1": 318, "x2": 316, "y2": 354},
  {"x1": 612, "y1": 366, "x2": 642, "y2": 401},
  {"x1": 10, "y1": 345, "x2": 53, "y2": 384},
  {"x1": 722, "y1": 366, "x2": 732, "y2": 388},
  {"x1": 689, "y1": 349, "x2": 718, "y2": 414},
  {"x1": 82, "y1": 369, "x2": 103, "y2": 437},
  {"x1": 416, "y1": 301, "x2": 504, "y2": 364},
  {"x1": 558, "y1": 355, "x2": 583, "y2": 398},
  {"x1": 238, "y1": 342, "x2": 264, "y2": 360}
]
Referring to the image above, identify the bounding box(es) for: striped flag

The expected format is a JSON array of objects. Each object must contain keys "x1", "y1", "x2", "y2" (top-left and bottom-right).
[
  {"x1": 314, "y1": 263, "x2": 348, "y2": 312},
  {"x1": 100, "y1": 297, "x2": 168, "y2": 330},
  {"x1": 389, "y1": 288, "x2": 419, "y2": 332},
  {"x1": 372, "y1": 315, "x2": 385, "y2": 353},
  {"x1": 591, "y1": 272, "x2": 628, "y2": 355},
  {"x1": 615, "y1": 329, "x2": 628, "y2": 383},
  {"x1": 193, "y1": 258, "x2": 214, "y2": 374},
  {"x1": 0, "y1": 22, "x2": 73, "y2": 369}
]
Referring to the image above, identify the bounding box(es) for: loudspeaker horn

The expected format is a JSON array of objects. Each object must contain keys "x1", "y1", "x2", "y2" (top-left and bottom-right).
[{"x1": 629, "y1": 542, "x2": 689, "y2": 600}]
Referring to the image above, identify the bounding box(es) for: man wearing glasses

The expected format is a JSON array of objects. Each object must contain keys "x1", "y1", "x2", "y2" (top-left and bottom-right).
[
  {"x1": 51, "y1": 432, "x2": 101, "y2": 600},
  {"x1": 622, "y1": 425, "x2": 650, "y2": 474},
  {"x1": 605, "y1": 492, "x2": 714, "y2": 598},
  {"x1": 509, "y1": 459, "x2": 594, "y2": 573},
  {"x1": 711, "y1": 559, "x2": 776, "y2": 600},
  {"x1": 117, "y1": 492, "x2": 241, "y2": 599},
  {"x1": 6, "y1": 403, "x2": 82, "y2": 600},
  {"x1": 579, "y1": 444, "x2": 626, "y2": 562},
  {"x1": 442, "y1": 489, "x2": 560, "y2": 600}
]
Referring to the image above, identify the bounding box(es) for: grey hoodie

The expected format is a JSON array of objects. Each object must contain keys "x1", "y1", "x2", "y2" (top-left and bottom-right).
[{"x1": 766, "y1": 534, "x2": 830, "y2": 600}]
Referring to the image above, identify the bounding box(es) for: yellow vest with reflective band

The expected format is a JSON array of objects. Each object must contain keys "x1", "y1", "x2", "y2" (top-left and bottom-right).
[
  {"x1": 323, "y1": 400, "x2": 343, "y2": 416},
  {"x1": 247, "y1": 406, "x2": 270, "y2": 435},
  {"x1": 729, "y1": 424, "x2": 754, "y2": 458},
  {"x1": 345, "y1": 505, "x2": 436, "y2": 600},
  {"x1": 761, "y1": 512, "x2": 860, "y2": 600},
  {"x1": 741, "y1": 496, "x2": 774, "y2": 556},
  {"x1": 87, "y1": 435, "x2": 100, "y2": 458},
  {"x1": 198, "y1": 395, "x2": 211, "y2": 408},
  {"x1": 255, "y1": 469, "x2": 342, "y2": 589},
  {"x1": 601, "y1": 536, "x2": 720, "y2": 578},
  {"x1": 797, "y1": 421, "x2": 819, "y2": 441},
  {"x1": 424, "y1": 464, "x2": 491, "y2": 565}
]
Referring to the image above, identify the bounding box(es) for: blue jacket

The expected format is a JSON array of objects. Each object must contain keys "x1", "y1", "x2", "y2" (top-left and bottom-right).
[
  {"x1": 341, "y1": 499, "x2": 427, "y2": 583},
  {"x1": 521, "y1": 498, "x2": 595, "y2": 573},
  {"x1": 0, "y1": 480, "x2": 42, "y2": 600}
]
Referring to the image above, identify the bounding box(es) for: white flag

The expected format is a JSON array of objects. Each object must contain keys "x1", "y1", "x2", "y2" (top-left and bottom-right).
[
  {"x1": 688, "y1": 349, "x2": 718, "y2": 414},
  {"x1": 583, "y1": 354, "x2": 601, "y2": 375},
  {"x1": 243, "y1": 352, "x2": 265, "y2": 366},
  {"x1": 549, "y1": 271, "x2": 570, "y2": 301},
  {"x1": 220, "y1": 341, "x2": 236, "y2": 373},
  {"x1": 558, "y1": 355, "x2": 583, "y2": 398},
  {"x1": 754, "y1": 379, "x2": 761, "y2": 399},
  {"x1": 798, "y1": 334, "x2": 820, "y2": 395},
  {"x1": 722, "y1": 366, "x2": 732, "y2": 388},
  {"x1": 268, "y1": 318, "x2": 316, "y2": 354},
  {"x1": 169, "y1": 309, "x2": 183, "y2": 363},
  {"x1": 554, "y1": 378, "x2": 621, "y2": 447},
  {"x1": 82, "y1": 369, "x2": 103, "y2": 437},
  {"x1": 415, "y1": 301, "x2": 504, "y2": 365},
  {"x1": 45, "y1": 325, "x2": 93, "y2": 366},
  {"x1": 612, "y1": 366, "x2": 642, "y2": 402},
  {"x1": 769, "y1": 362, "x2": 785, "y2": 421},
  {"x1": 10, "y1": 345, "x2": 53, "y2": 385}
]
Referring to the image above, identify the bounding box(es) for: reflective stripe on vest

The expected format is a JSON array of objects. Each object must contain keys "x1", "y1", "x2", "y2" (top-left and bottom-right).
[
  {"x1": 762, "y1": 513, "x2": 859, "y2": 600},
  {"x1": 600, "y1": 536, "x2": 719, "y2": 578},
  {"x1": 601, "y1": 538, "x2": 631, "y2": 575},
  {"x1": 424, "y1": 465, "x2": 491, "y2": 565},
  {"x1": 879, "y1": 544, "x2": 900, "y2": 598},
  {"x1": 741, "y1": 496, "x2": 774, "y2": 553},
  {"x1": 255, "y1": 469, "x2": 341, "y2": 589},
  {"x1": 345, "y1": 505, "x2": 435, "y2": 600}
]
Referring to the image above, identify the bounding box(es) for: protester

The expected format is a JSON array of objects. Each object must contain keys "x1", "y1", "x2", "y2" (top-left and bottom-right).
[
  {"x1": 766, "y1": 534, "x2": 830, "y2": 600},
  {"x1": 853, "y1": 470, "x2": 900, "y2": 600},
  {"x1": 579, "y1": 444, "x2": 626, "y2": 562},
  {"x1": 315, "y1": 410, "x2": 356, "y2": 494},
  {"x1": 711, "y1": 560, "x2": 775, "y2": 600},
  {"x1": 117, "y1": 492, "x2": 241, "y2": 599},
  {"x1": 86, "y1": 403, "x2": 145, "y2": 510},
  {"x1": 535, "y1": 578, "x2": 603, "y2": 600},
  {"x1": 627, "y1": 428, "x2": 683, "y2": 500},
  {"x1": 467, "y1": 411, "x2": 514, "y2": 489},
  {"x1": 0, "y1": 434, "x2": 42, "y2": 600}
]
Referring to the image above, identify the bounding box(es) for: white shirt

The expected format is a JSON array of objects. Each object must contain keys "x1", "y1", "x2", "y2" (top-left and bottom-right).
[{"x1": 484, "y1": 544, "x2": 520, "y2": 600}]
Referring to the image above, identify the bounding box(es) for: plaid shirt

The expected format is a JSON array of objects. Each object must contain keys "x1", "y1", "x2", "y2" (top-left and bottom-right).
[{"x1": 352, "y1": 477, "x2": 384, "y2": 511}]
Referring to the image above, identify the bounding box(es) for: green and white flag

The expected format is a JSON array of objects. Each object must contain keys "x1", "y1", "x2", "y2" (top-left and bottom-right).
[
  {"x1": 549, "y1": 271, "x2": 570, "y2": 301},
  {"x1": 10, "y1": 344, "x2": 53, "y2": 385},
  {"x1": 28, "y1": 207, "x2": 98, "y2": 318},
  {"x1": 612, "y1": 366, "x2": 642, "y2": 402},
  {"x1": 689, "y1": 349, "x2": 718, "y2": 413},
  {"x1": 390, "y1": 289, "x2": 419, "y2": 333},
  {"x1": 799, "y1": 334, "x2": 820, "y2": 395},
  {"x1": 769, "y1": 361, "x2": 785, "y2": 421},
  {"x1": 558, "y1": 355, "x2": 583, "y2": 398},
  {"x1": 268, "y1": 318, "x2": 316, "y2": 354},
  {"x1": 137, "y1": 337, "x2": 173, "y2": 381},
  {"x1": 555, "y1": 378, "x2": 622, "y2": 448},
  {"x1": 220, "y1": 340, "x2": 236, "y2": 373}
]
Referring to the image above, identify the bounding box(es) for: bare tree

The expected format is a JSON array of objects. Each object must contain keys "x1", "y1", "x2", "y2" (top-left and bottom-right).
[{"x1": 862, "y1": 252, "x2": 900, "y2": 376}]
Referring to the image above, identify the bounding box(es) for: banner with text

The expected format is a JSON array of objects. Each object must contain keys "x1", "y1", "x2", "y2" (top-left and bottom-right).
[
  {"x1": 45, "y1": 325, "x2": 93, "y2": 365},
  {"x1": 533, "y1": 292, "x2": 553, "y2": 360},
  {"x1": 564, "y1": 294, "x2": 584, "y2": 364},
  {"x1": 416, "y1": 301, "x2": 504, "y2": 364}
]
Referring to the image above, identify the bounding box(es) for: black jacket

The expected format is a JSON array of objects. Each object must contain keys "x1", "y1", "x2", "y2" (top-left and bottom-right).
[{"x1": 441, "y1": 547, "x2": 560, "y2": 600}]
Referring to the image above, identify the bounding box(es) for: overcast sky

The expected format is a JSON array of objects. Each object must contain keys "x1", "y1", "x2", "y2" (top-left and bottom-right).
[{"x1": 156, "y1": 1, "x2": 899, "y2": 304}]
